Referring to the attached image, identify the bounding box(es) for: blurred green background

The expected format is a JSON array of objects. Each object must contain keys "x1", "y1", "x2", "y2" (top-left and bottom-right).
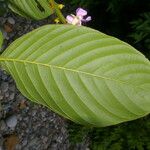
[{"x1": 63, "y1": 0, "x2": 150, "y2": 150}]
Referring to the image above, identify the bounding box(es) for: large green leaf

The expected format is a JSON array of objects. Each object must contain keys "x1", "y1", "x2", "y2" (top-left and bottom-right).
[
  {"x1": 0, "y1": 31, "x2": 3, "y2": 48},
  {"x1": 8, "y1": 0, "x2": 54, "y2": 20},
  {"x1": 0, "y1": 25, "x2": 150, "y2": 127}
]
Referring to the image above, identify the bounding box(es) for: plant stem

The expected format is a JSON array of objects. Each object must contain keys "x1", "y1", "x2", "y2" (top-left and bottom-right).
[{"x1": 49, "y1": 0, "x2": 67, "y2": 24}]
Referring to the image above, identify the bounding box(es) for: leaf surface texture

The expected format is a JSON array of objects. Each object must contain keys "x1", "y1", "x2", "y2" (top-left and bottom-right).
[{"x1": 0, "y1": 25, "x2": 150, "y2": 127}]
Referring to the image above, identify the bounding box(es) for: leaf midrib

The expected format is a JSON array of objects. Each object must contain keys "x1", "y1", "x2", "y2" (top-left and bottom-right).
[{"x1": 0, "y1": 57, "x2": 143, "y2": 88}]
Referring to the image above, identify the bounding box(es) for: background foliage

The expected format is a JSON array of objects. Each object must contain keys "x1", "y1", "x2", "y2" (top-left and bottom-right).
[
  {"x1": 68, "y1": 116, "x2": 150, "y2": 150},
  {"x1": 64, "y1": 0, "x2": 150, "y2": 59},
  {"x1": 63, "y1": 0, "x2": 150, "y2": 149},
  {"x1": 0, "y1": 0, "x2": 9, "y2": 15}
]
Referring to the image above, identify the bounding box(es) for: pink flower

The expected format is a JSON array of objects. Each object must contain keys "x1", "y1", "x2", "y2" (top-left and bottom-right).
[{"x1": 66, "y1": 8, "x2": 91, "y2": 26}]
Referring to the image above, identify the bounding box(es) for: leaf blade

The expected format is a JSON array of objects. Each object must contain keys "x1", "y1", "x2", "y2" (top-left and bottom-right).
[
  {"x1": 0, "y1": 31, "x2": 3, "y2": 48},
  {"x1": 0, "y1": 25, "x2": 150, "y2": 127},
  {"x1": 8, "y1": 0, "x2": 54, "y2": 20}
]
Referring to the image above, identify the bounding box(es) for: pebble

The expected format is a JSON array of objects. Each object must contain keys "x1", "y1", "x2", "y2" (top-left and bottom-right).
[
  {"x1": 1, "y1": 82, "x2": 9, "y2": 92},
  {"x1": 0, "y1": 95, "x2": 3, "y2": 100},
  {"x1": 1, "y1": 71, "x2": 8, "y2": 81},
  {"x1": 9, "y1": 92, "x2": 15, "y2": 100},
  {"x1": 9, "y1": 84, "x2": 16, "y2": 92},
  {"x1": 0, "y1": 120, "x2": 6, "y2": 131},
  {"x1": 0, "y1": 137, "x2": 4, "y2": 148},
  {"x1": 0, "y1": 17, "x2": 6, "y2": 24},
  {"x1": 22, "y1": 139, "x2": 28, "y2": 146},
  {"x1": 7, "y1": 17, "x2": 15, "y2": 25},
  {"x1": 5, "y1": 91, "x2": 9, "y2": 98},
  {"x1": 1, "y1": 30, "x2": 9, "y2": 40},
  {"x1": 0, "y1": 146, "x2": 3, "y2": 150},
  {"x1": 5, "y1": 115, "x2": 17, "y2": 128}
]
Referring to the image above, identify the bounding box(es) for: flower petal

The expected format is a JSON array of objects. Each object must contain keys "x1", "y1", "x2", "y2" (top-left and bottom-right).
[
  {"x1": 86, "y1": 16, "x2": 92, "y2": 21},
  {"x1": 81, "y1": 16, "x2": 92, "y2": 22},
  {"x1": 76, "y1": 8, "x2": 87, "y2": 17},
  {"x1": 66, "y1": 15, "x2": 74, "y2": 23}
]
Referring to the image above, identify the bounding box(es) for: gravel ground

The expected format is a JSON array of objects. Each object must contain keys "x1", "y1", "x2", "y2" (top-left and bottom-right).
[{"x1": 0, "y1": 12, "x2": 89, "y2": 150}]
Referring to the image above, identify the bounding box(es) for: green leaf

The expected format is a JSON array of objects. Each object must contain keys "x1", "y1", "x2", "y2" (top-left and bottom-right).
[
  {"x1": 0, "y1": 31, "x2": 3, "y2": 48},
  {"x1": 8, "y1": 0, "x2": 54, "y2": 20},
  {"x1": 0, "y1": 25, "x2": 150, "y2": 127}
]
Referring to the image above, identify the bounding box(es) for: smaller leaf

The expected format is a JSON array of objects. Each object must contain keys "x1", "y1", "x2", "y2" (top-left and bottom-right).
[
  {"x1": 0, "y1": 31, "x2": 3, "y2": 48},
  {"x1": 8, "y1": 0, "x2": 54, "y2": 20}
]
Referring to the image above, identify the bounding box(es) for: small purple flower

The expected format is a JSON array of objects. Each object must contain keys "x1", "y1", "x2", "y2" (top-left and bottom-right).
[{"x1": 66, "y1": 8, "x2": 91, "y2": 26}]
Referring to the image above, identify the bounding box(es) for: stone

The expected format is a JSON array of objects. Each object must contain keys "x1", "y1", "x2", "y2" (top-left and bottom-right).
[
  {"x1": 9, "y1": 84, "x2": 16, "y2": 92},
  {"x1": 5, "y1": 115, "x2": 17, "y2": 128},
  {"x1": 22, "y1": 139, "x2": 28, "y2": 146},
  {"x1": 9, "y1": 93, "x2": 15, "y2": 100},
  {"x1": 5, "y1": 91, "x2": 9, "y2": 98},
  {"x1": 0, "y1": 120, "x2": 6, "y2": 131},
  {"x1": 1, "y1": 82, "x2": 9, "y2": 92},
  {"x1": 0, "y1": 95, "x2": 3, "y2": 100},
  {"x1": 7, "y1": 17, "x2": 15, "y2": 25},
  {"x1": 0, "y1": 146, "x2": 4, "y2": 150}
]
